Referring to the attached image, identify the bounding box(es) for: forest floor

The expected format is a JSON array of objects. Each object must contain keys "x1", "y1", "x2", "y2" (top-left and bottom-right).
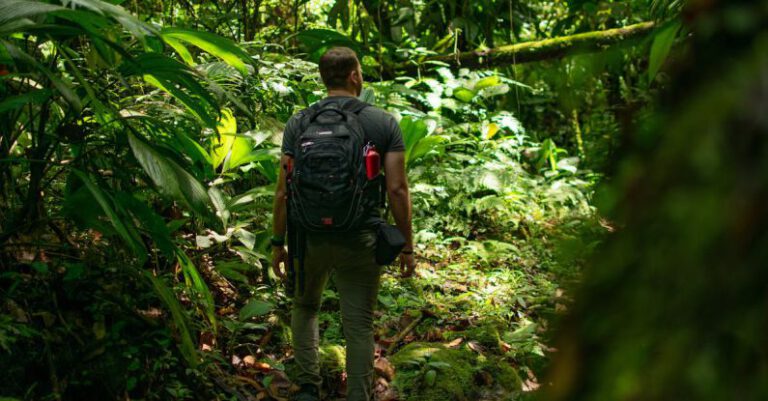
[{"x1": 224, "y1": 226, "x2": 579, "y2": 401}]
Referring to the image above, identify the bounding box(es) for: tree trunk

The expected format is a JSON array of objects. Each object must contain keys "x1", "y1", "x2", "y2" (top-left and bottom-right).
[{"x1": 388, "y1": 22, "x2": 655, "y2": 77}]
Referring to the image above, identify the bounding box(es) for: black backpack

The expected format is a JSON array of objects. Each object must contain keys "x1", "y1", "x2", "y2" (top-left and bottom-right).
[{"x1": 287, "y1": 99, "x2": 379, "y2": 232}]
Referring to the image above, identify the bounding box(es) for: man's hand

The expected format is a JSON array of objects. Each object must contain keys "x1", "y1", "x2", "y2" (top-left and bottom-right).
[
  {"x1": 271, "y1": 246, "x2": 288, "y2": 280},
  {"x1": 399, "y1": 252, "x2": 416, "y2": 278}
]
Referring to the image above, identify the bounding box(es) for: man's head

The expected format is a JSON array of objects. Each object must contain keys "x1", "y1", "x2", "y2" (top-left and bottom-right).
[{"x1": 319, "y1": 47, "x2": 363, "y2": 96}]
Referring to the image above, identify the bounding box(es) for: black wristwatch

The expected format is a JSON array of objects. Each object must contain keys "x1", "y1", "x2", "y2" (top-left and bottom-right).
[{"x1": 401, "y1": 249, "x2": 413, "y2": 255}]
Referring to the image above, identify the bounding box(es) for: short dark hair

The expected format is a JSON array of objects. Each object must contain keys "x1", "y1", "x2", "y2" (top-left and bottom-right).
[{"x1": 319, "y1": 47, "x2": 360, "y2": 89}]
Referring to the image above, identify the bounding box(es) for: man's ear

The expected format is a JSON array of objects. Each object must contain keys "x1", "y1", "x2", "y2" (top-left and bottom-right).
[{"x1": 348, "y1": 69, "x2": 359, "y2": 84}]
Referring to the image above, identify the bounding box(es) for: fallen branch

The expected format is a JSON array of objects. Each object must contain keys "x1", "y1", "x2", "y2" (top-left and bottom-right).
[{"x1": 386, "y1": 309, "x2": 434, "y2": 355}]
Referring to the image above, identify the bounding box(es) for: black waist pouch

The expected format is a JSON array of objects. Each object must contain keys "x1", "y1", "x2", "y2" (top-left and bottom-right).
[{"x1": 375, "y1": 223, "x2": 406, "y2": 265}]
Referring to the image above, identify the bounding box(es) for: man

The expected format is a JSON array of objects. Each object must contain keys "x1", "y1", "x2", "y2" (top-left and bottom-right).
[{"x1": 270, "y1": 47, "x2": 416, "y2": 401}]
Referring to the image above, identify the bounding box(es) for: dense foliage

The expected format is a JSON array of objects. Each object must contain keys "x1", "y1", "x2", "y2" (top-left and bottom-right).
[{"x1": 0, "y1": 0, "x2": 720, "y2": 400}]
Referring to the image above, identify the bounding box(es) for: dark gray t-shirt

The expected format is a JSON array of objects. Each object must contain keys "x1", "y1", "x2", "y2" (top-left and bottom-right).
[{"x1": 281, "y1": 96, "x2": 405, "y2": 157}]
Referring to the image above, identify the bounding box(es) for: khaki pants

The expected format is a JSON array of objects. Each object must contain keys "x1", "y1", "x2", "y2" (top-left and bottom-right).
[{"x1": 290, "y1": 229, "x2": 381, "y2": 401}]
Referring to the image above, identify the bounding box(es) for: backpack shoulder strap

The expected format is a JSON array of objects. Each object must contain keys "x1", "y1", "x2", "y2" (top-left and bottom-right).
[
  {"x1": 298, "y1": 103, "x2": 323, "y2": 132},
  {"x1": 341, "y1": 98, "x2": 369, "y2": 114}
]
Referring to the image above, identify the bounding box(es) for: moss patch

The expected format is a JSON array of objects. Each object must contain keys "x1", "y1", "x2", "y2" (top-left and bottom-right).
[
  {"x1": 319, "y1": 344, "x2": 345, "y2": 373},
  {"x1": 481, "y1": 356, "x2": 522, "y2": 391},
  {"x1": 391, "y1": 342, "x2": 477, "y2": 401},
  {"x1": 465, "y1": 319, "x2": 504, "y2": 351}
]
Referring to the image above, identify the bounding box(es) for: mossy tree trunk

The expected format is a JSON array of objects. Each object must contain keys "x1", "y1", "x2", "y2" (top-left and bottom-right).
[{"x1": 388, "y1": 22, "x2": 655, "y2": 77}]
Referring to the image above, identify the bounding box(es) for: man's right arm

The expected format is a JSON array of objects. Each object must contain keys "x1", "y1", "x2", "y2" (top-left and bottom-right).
[
  {"x1": 383, "y1": 151, "x2": 416, "y2": 277},
  {"x1": 270, "y1": 154, "x2": 292, "y2": 279}
]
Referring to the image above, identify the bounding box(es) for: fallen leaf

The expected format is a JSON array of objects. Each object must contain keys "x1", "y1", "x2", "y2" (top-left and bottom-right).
[
  {"x1": 254, "y1": 361, "x2": 272, "y2": 372},
  {"x1": 199, "y1": 331, "x2": 215, "y2": 351},
  {"x1": 522, "y1": 378, "x2": 540, "y2": 392},
  {"x1": 467, "y1": 340, "x2": 485, "y2": 354},
  {"x1": 243, "y1": 355, "x2": 256, "y2": 367}
]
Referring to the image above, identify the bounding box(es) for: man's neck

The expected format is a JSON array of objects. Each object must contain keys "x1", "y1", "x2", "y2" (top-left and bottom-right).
[{"x1": 327, "y1": 88, "x2": 358, "y2": 98}]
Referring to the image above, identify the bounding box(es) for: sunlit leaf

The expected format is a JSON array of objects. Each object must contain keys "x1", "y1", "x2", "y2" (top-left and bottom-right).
[
  {"x1": 211, "y1": 108, "x2": 237, "y2": 169},
  {"x1": 161, "y1": 27, "x2": 252, "y2": 75},
  {"x1": 485, "y1": 122, "x2": 500, "y2": 139},
  {"x1": 400, "y1": 117, "x2": 429, "y2": 164},
  {"x1": 223, "y1": 135, "x2": 254, "y2": 171},
  {"x1": 453, "y1": 87, "x2": 475, "y2": 102},
  {"x1": 474, "y1": 75, "x2": 500, "y2": 91}
]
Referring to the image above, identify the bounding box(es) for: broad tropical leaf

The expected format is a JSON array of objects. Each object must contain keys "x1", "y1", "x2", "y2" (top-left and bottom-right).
[
  {"x1": 176, "y1": 248, "x2": 217, "y2": 333},
  {"x1": 120, "y1": 53, "x2": 218, "y2": 127},
  {"x1": 161, "y1": 27, "x2": 252, "y2": 75},
  {"x1": 0, "y1": 89, "x2": 51, "y2": 113},
  {"x1": 649, "y1": 21, "x2": 681, "y2": 80},
  {"x1": 145, "y1": 272, "x2": 199, "y2": 367},
  {"x1": 0, "y1": 0, "x2": 64, "y2": 25},
  {"x1": 239, "y1": 299, "x2": 274, "y2": 321},
  {"x1": 211, "y1": 108, "x2": 237, "y2": 169},
  {"x1": 71, "y1": 169, "x2": 147, "y2": 261},
  {"x1": 128, "y1": 131, "x2": 212, "y2": 216}
]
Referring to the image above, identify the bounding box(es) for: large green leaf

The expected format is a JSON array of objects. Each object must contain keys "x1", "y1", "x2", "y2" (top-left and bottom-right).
[
  {"x1": 120, "y1": 53, "x2": 218, "y2": 127},
  {"x1": 453, "y1": 87, "x2": 475, "y2": 103},
  {"x1": 223, "y1": 135, "x2": 255, "y2": 171},
  {"x1": 474, "y1": 75, "x2": 500, "y2": 91},
  {"x1": 176, "y1": 248, "x2": 217, "y2": 333},
  {"x1": 649, "y1": 21, "x2": 681, "y2": 80},
  {"x1": 65, "y1": 0, "x2": 155, "y2": 40},
  {"x1": 409, "y1": 135, "x2": 447, "y2": 163},
  {"x1": 0, "y1": 0, "x2": 64, "y2": 25},
  {"x1": 400, "y1": 117, "x2": 429, "y2": 164},
  {"x1": 127, "y1": 131, "x2": 212, "y2": 216},
  {"x1": 71, "y1": 169, "x2": 146, "y2": 262},
  {"x1": 208, "y1": 186, "x2": 230, "y2": 228},
  {"x1": 4, "y1": 42, "x2": 82, "y2": 111},
  {"x1": 0, "y1": 89, "x2": 51, "y2": 113},
  {"x1": 211, "y1": 108, "x2": 237, "y2": 169},
  {"x1": 161, "y1": 27, "x2": 252, "y2": 75},
  {"x1": 227, "y1": 148, "x2": 273, "y2": 171},
  {"x1": 145, "y1": 272, "x2": 199, "y2": 367},
  {"x1": 239, "y1": 299, "x2": 274, "y2": 321},
  {"x1": 114, "y1": 192, "x2": 175, "y2": 258}
]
